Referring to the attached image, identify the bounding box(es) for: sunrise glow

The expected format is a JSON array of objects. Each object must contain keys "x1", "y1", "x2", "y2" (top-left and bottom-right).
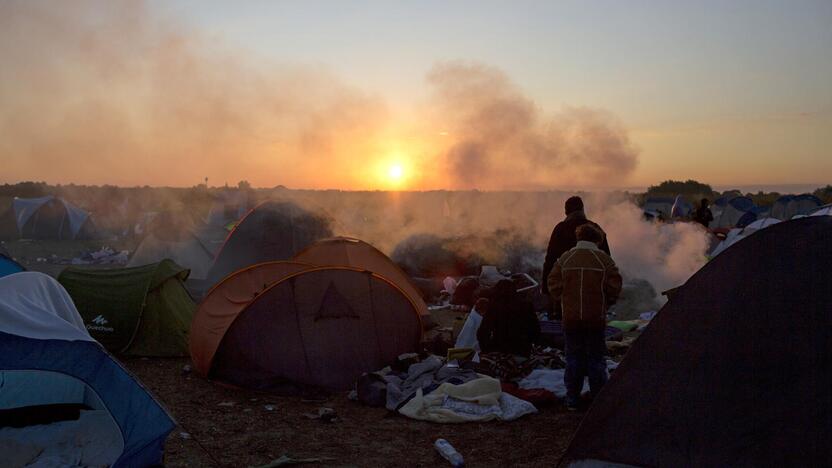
[{"x1": 388, "y1": 164, "x2": 403, "y2": 181}]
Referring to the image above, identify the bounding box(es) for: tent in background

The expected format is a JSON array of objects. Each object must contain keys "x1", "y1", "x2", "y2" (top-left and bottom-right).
[
  {"x1": 205, "y1": 189, "x2": 249, "y2": 227},
  {"x1": 0, "y1": 244, "x2": 24, "y2": 279},
  {"x1": 11, "y1": 196, "x2": 95, "y2": 240},
  {"x1": 128, "y1": 232, "x2": 214, "y2": 279},
  {"x1": 560, "y1": 216, "x2": 832, "y2": 467},
  {"x1": 127, "y1": 211, "x2": 213, "y2": 280},
  {"x1": 191, "y1": 264, "x2": 422, "y2": 392},
  {"x1": 58, "y1": 259, "x2": 195, "y2": 356},
  {"x1": 771, "y1": 194, "x2": 823, "y2": 220},
  {"x1": 709, "y1": 216, "x2": 782, "y2": 258},
  {"x1": 642, "y1": 197, "x2": 675, "y2": 219},
  {"x1": 207, "y1": 201, "x2": 332, "y2": 284},
  {"x1": 811, "y1": 204, "x2": 832, "y2": 217},
  {"x1": 709, "y1": 196, "x2": 756, "y2": 229},
  {"x1": 0, "y1": 272, "x2": 174, "y2": 467}
]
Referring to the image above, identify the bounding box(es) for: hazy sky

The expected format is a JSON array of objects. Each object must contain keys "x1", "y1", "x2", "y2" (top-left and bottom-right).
[{"x1": 2, "y1": 0, "x2": 830, "y2": 189}]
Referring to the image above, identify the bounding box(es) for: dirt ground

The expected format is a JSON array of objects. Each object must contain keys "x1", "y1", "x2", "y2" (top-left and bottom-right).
[
  {"x1": 6, "y1": 239, "x2": 585, "y2": 467},
  {"x1": 125, "y1": 358, "x2": 582, "y2": 468}
]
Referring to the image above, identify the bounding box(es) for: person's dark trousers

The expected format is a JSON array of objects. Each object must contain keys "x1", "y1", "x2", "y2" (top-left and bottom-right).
[
  {"x1": 564, "y1": 328, "x2": 608, "y2": 401},
  {"x1": 544, "y1": 295, "x2": 562, "y2": 320}
]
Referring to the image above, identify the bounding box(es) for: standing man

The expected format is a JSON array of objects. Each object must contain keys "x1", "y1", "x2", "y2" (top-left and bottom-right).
[
  {"x1": 540, "y1": 196, "x2": 611, "y2": 319},
  {"x1": 547, "y1": 224, "x2": 622, "y2": 410},
  {"x1": 693, "y1": 198, "x2": 714, "y2": 228}
]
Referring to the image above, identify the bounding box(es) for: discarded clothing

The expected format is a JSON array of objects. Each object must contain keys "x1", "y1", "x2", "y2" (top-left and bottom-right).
[
  {"x1": 398, "y1": 377, "x2": 537, "y2": 423},
  {"x1": 476, "y1": 345, "x2": 565, "y2": 381},
  {"x1": 383, "y1": 355, "x2": 479, "y2": 411},
  {"x1": 518, "y1": 360, "x2": 619, "y2": 399},
  {"x1": 607, "y1": 320, "x2": 639, "y2": 332},
  {"x1": 500, "y1": 382, "x2": 558, "y2": 405}
]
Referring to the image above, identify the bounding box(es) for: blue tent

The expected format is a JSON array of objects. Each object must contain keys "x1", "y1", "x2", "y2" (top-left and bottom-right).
[
  {"x1": 771, "y1": 194, "x2": 823, "y2": 220},
  {"x1": 711, "y1": 196, "x2": 757, "y2": 228},
  {"x1": 736, "y1": 205, "x2": 770, "y2": 228},
  {"x1": 0, "y1": 272, "x2": 175, "y2": 467},
  {"x1": 0, "y1": 245, "x2": 24, "y2": 278}
]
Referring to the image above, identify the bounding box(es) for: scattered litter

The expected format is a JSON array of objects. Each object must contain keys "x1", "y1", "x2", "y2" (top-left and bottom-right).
[
  {"x1": 303, "y1": 407, "x2": 337, "y2": 423},
  {"x1": 69, "y1": 246, "x2": 130, "y2": 266},
  {"x1": 243, "y1": 408, "x2": 252, "y2": 413},
  {"x1": 264, "y1": 405, "x2": 275, "y2": 411},
  {"x1": 443, "y1": 276, "x2": 457, "y2": 295},
  {"x1": 250, "y1": 454, "x2": 335, "y2": 467},
  {"x1": 178, "y1": 432, "x2": 191, "y2": 440},
  {"x1": 347, "y1": 390, "x2": 358, "y2": 401},
  {"x1": 249, "y1": 398, "x2": 259, "y2": 402},
  {"x1": 434, "y1": 439, "x2": 464, "y2": 467},
  {"x1": 639, "y1": 311, "x2": 658, "y2": 321},
  {"x1": 181, "y1": 364, "x2": 192, "y2": 374},
  {"x1": 217, "y1": 401, "x2": 236, "y2": 407}
]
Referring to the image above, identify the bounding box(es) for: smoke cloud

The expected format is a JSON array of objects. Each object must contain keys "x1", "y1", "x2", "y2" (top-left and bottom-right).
[
  {"x1": 274, "y1": 189, "x2": 709, "y2": 313},
  {"x1": 426, "y1": 62, "x2": 639, "y2": 189}
]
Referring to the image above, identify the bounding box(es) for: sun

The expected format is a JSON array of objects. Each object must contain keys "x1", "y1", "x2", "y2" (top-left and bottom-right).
[{"x1": 388, "y1": 164, "x2": 404, "y2": 181}]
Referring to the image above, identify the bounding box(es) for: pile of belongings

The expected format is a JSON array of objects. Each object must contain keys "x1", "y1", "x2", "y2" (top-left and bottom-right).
[
  {"x1": 355, "y1": 354, "x2": 537, "y2": 423},
  {"x1": 447, "y1": 266, "x2": 538, "y2": 310},
  {"x1": 71, "y1": 246, "x2": 129, "y2": 265}
]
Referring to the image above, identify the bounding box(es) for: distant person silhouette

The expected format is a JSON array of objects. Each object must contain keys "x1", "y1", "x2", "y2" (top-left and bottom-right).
[
  {"x1": 693, "y1": 198, "x2": 714, "y2": 228},
  {"x1": 541, "y1": 196, "x2": 610, "y2": 319}
]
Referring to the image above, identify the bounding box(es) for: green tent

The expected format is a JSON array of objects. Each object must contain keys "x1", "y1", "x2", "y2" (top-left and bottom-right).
[{"x1": 58, "y1": 259, "x2": 195, "y2": 356}]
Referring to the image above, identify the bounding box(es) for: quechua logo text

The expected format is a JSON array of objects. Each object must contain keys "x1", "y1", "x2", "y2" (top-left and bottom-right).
[{"x1": 87, "y1": 314, "x2": 114, "y2": 332}]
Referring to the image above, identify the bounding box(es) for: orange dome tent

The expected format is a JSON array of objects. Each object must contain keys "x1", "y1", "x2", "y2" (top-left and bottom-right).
[{"x1": 190, "y1": 262, "x2": 422, "y2": 392}]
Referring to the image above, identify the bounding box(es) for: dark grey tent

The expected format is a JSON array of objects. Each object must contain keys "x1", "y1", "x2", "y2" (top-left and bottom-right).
[
  {"x1": 11, "y1": 196, "x2": 95, "y2": 240},
  {"x1": 561, "y1": 216, "x2": 832, "y2": 468},
  {"x1": 206, "y1": 201, "x2": 331, "y2": 284}
]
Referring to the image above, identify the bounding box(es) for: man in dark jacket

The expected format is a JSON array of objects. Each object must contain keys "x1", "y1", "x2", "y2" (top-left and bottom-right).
[
  {"x1": 541, "y1": 196, "x2": 610, "y2": 318},
  {"x1": 693, "y1": 198, "x2": 714, "y2": 228}
]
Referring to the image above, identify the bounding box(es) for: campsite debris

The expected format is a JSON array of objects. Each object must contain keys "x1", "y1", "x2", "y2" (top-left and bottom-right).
[
  {"x1": 181, "y1": 364, "x2": 192, "y2": 374},
  {"x1": 251, "y1": 454, "x2": 335, "y2": 467},
  {"x1": 179, "y1": 432, "x2": 191, "y2": 440},
  {"x1": 347, "y1": 390, "x2": 358, "y2": 401},
  {"x1": 434, "y1": 439, "x2": 465, "y2": 467},
  {"x1": 70, "y1": 246, "x2": 130, "y2": 265},
  {"x1": 303, "y1": 407, "x2": 338, "y2": 423},
  {"x1": 217, "y1": 401, "x2": 236, "y2": 407},
  {"x1": 639, "y1": 311, "x2": 658, "y2": 321},
  {"x1": 264, "y1": 405, "x2": 276, "y2": 411}
]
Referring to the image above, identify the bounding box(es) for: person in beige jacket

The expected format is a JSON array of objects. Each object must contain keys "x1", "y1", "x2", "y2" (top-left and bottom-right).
[{"x1": 547, "y1": 224, "x2": 622, "y2": 410}]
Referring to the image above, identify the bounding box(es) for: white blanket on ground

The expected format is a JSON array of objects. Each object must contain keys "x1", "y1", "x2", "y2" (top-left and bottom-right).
[
  {"x1": 399, "y1": 377, "x2": 537, "y2": 423},
  {"x1": 519, "y1": 360, "x2": 619, "y2": 398}
]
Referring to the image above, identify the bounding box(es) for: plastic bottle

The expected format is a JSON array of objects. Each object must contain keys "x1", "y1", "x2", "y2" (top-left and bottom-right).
[{"x1": 434, "y1": 438, "x2": 464, "y2": 467}]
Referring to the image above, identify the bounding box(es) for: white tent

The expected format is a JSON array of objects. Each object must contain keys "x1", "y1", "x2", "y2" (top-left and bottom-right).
[
  {"x1": 811, "y1": 204, "x2": 832, "y2": 217},
  {"x1": 709, "y1": 217, "x2": 781, "y2": 258}
]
